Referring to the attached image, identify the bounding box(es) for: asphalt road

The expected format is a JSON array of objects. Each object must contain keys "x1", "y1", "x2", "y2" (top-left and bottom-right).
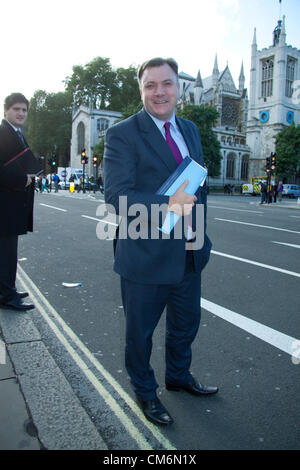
[{"x1": 17, "y1": 191, "x2": 300, "y2": 450}]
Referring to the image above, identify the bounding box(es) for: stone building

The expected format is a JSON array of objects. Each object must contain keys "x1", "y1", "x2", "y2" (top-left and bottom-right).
[
  {"x1": 178, "y1": 55, "x2": 250, "y2": 189},
  {"x1": 70, "y1": 102, "x2": 121, "y2": 175},
  {"x1": 246, "y1": 16, "x2": 300, "y2": 177}
]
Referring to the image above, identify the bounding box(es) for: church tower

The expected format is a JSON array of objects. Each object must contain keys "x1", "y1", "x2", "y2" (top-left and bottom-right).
[{"x1": 246, "y1": 15, "x2": 300, "y2": 176}]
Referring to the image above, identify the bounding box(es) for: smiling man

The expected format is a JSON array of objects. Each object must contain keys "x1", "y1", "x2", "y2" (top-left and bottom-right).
[
  {"x1": 104, "y1": 58, "x2": 218, "y2": 426},
  {"x1": 0, "y1": 93, "x2": 35, "y2": 311}
]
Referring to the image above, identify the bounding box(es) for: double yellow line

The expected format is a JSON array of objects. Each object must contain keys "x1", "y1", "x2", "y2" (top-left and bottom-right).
[{"x1": 17, "y1": 264, "x2": 176, "y2": 451}]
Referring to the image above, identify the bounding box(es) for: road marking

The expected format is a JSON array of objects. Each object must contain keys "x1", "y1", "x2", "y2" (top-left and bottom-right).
[
  {"x1": 215, "y1": 218, "x2": 300, "y2": 234},
  {"x1": 290, "y1": 215, "x2": 300, "y2": 219},
  {"x1": 272, "y1": 241, "x2": 300, "y2": 249},
  {"x1": 211, "y1": 250, "x2": 300, "y2": 278},
  {"x1": 16, "y1": 264, "x2": 175, "y2": 451},
  {"x1": 40, "y1": 203, "x2": 67, "y2": 212},
  {"x1": 209, "y1": 205, "x2": 263, "y2": 214},
  {"x1": 81, "y1": 215, "x2": 118, "y2": 226},
  {"x1": 201, "y1": 298, "x2": 299, "y2": 357}
]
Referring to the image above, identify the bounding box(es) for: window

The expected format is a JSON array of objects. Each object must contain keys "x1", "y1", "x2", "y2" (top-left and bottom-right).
[
  {"x1": 97, "y1": 118, "x2": 109, "y2": 132},
  {"x1": 77, "y1": 122, "x2": 85, "y2": 155},
  {"x1": 286, "y1": 57, "x2": 296, "y2": 98},
  {"x1": 241, "y1": 155, "x2": 249, "y2": 180},
  {"x1": 261, "y1": 58, "x2": 274, "y2": 97},
  {"x1": 226, "y1": 153, "x2": 235, "y2": 178}
]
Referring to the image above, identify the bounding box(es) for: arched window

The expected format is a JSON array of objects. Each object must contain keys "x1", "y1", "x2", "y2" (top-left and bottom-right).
[
  {"x1": 97, "y1": 118, "x2": 109, "y2": 132},
  {"x1": 286, "y1": 58, "x2": 296, "y2": 98},
  {"x1": 226, "y1": 153, "x2": 236, "y2": 178},
  {"x1": 261, "y1": 58, "x2": 274, "y2": 97},
  {"x1": 77, "y1": 122, "x2": 85, "y2": 155},
  {"x1": 241, "y1": 155, "x2": 249, "y2": 180}
]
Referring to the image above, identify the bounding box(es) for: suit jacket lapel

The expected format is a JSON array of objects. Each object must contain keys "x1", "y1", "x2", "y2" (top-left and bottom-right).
[
  {"x1": 136, "y1": 109, "x2": 178, "y2": 174},
  {"x1": 175, "y1": 117, "x2": 200, "y2": 164}
]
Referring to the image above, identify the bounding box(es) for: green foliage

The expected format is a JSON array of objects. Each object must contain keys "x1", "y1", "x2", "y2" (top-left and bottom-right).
[
  {"x1": 119, "y1": 102, "x2": 143, "y2": 121},
  {"x1": 177, "y1": 105, "x2": 222, "y2": 177},
  {"x1": 26, "y1": 90, "x2": 72, "y2": 162},
  {"x1": 275, "y1": 122, "x2": 300, "y2": 180},
  {"x1": 93, "y1": 138, "x2": 105, "y2": 160},
  {"x1": 64, "y1": 57, "x2": 140, "y2": 111}
]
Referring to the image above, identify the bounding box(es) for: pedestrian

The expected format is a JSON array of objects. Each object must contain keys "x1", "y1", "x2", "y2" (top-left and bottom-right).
[
  {"x1": 259, "y1": 181, "x2": 267, "y2": 204},
  {"x1": 277, "y1": 181, "x2": 283, "y2": 203},
  {"x1": 53, "y1": 173, "x2": 59, "y2": 192},
  {"x1": 0, "y1": 93, "x2": 35, "y2": 310},
  {"x1": 40, "y1": 176, "x2": 49, "y2": 193},
  {"x1": 272, "y1": 183, "x2": 278, "y2": 203},
  {"x1": 104, "y1": 57, "x2": 218, "y2": 427}
]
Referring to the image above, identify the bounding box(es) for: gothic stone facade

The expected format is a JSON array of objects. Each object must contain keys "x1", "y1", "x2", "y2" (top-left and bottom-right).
[
  {"x1": 247, "y1": 16, "x2": 300, "y2": 178},
  {"x1": 70, "y1": 105, "x2": 121, "y2": 175},
  {"x1": 178, "y1": 56, "x2": 250, "y2": 188}
]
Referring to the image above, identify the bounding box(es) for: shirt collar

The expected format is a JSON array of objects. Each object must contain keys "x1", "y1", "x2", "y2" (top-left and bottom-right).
[
  {"x1": 5, "y1": 119, "x2": 20, "y2": 132},
  {"x1": 145, "y1": 111, "x2": 177, "y2": 133}
]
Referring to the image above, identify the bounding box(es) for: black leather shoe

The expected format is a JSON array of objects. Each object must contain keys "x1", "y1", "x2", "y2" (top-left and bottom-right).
[
  {"x1": 1, "y1": 297, "x2": 35, "y2": 311},
  {"x1": 166, "y1": 378, "x2": 218, "y2": 396},
  {"x1": 16, "y1": 292, "x2": 29, "y2": 299},
  {"x1": 136, "y1": 396, "x2": 173, "y2": 426}
]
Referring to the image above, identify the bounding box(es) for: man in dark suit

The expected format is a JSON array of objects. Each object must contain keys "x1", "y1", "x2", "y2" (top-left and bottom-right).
[
  {"x1": 0, "y1": 93, "x2": 35, "y2": 311},
  {"x1": 104, "y1": 58, "x2": 218, "y2": 426}
]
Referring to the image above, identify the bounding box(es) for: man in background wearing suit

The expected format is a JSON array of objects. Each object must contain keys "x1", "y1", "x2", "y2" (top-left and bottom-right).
[
  {"x1": 0, "y1": 93, "x2": 35, "y2": 311},
  {"x1": 104, "y1": 58, "x2": 218, "y2": 426}
]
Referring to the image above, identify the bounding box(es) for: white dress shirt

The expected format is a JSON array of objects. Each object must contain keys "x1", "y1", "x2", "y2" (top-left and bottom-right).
[{"x1": 146, "y1": 112, "x2": 190, "y2": 159}]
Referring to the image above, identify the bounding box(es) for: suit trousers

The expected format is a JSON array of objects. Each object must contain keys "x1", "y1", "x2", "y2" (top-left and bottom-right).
[
  {"x1": 0, "y1": 235, "x2": 18, "y2": 302},
  {"x1": 120, "y1": 251, "x2": 202, "y2": 401}
]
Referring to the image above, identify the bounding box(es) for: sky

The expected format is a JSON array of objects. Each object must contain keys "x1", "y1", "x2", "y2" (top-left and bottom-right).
[{"x1": 1, "y1": 0, "x2": 299, "y2": 114}]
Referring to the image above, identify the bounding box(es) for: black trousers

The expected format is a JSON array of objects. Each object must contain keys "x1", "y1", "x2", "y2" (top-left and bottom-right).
[
  {"x1": 120, "y1": 249, "x2": 201, "y2": 401},
  {"x1": 0, "y1": 235, "x2": 18, "y2": 302}
]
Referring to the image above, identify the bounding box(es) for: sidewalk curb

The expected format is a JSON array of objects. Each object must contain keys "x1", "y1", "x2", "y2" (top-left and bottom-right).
[{"x1": 0, "y1": 308, "x2": 108, "y2": 450}]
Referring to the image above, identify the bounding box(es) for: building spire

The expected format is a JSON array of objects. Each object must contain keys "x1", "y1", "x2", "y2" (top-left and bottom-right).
[
  {"x1": 212, "y1": 54, "x2": 219, "y2": 87},
  {"x1": 239, "y1": 61, "x2": 245, "y2": 92},
  {"x1": 213, "y1": 54, "x2": 219, "y2": 75},
  {"x1": 195, "y1": 70, "x2": 203, "y2": 88},
  {"x1": 279, "y1": 14, "x2": 286, "y2": 44},
  {"x1": 252, "y1": 27, "x2": 257, "y2": 46}
]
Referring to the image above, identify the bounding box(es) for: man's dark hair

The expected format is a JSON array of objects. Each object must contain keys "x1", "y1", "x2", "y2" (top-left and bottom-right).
[
  {"x1": 138, "y1": 58, "x2": 178, "y2": 84},
  {"x1": 4, "y1": 93, "x2": 29, "y2": 111}
]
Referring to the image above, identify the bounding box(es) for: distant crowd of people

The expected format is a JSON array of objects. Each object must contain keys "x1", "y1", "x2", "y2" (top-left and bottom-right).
[
  {"x1": 259, "y1": 180, "x2": 283, "y2": 204},
  {"x1": 36, "y1": 174, "x2": 104, "y2": 194}
]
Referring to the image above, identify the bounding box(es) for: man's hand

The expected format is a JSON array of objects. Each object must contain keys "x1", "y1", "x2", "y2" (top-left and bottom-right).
[
  {"x1": 25, "y1": 175, "x2": 33, "y2": 187},
  {"x1": 168, "y1": 180, "x2": 197, "y2": 216}
]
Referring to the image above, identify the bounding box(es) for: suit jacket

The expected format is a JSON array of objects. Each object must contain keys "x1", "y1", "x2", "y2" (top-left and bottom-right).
[
  {"x1": 0, "y1": 120, "x2": 34, "y2": 236},
  {"x1": 104, "y1": 108, "x2": 212, "y2": 284}
]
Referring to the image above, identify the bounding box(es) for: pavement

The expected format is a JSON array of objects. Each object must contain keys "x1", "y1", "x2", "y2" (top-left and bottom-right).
[{"x1": 0, "y1": 190, "x2": 298, "y2": 450}]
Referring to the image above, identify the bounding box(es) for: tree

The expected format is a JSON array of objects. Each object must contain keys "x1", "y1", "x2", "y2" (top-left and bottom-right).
[
  {"x1": 120, "y1": 102, "x2": 143, "y2": 121},
  {"x1": 64, "y1": 57, "x2": 116, "y2": 109},
  {"x1": 26, "y1": 90, "x2": 72, "y2": 164},
  {"x1": 176, "y1": 105, "x2": 222, "y2": 177},
  {"x1": 92, "y1": 138, "x2": 105, "y2": 162},
  {"x1": 110, "y1": 66, "x2": 141, "y2": 111},
  {"x1": 64, "y1": 57, "x2": 140, "y2": 112},
  {"x1": 275, "y1": 122, "x2": 300, "y2": 181}
]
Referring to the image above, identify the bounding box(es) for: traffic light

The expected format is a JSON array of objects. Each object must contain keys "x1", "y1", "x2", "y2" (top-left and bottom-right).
[
  {"x1": 52, "y1": 154, "x2": 56, "y2": 167},
  {"x1": 93, "y1": 155, "x2": 98, "y2": 167},
  {"x1": 271, "y1": 152, "x2": 276, "y2": 170},
  {"x1": 81, "y1": 149, "x2": 88, "y2": 165},
  {"x1": 266, "y1": 156, "x2": 271, "y2": 172}
]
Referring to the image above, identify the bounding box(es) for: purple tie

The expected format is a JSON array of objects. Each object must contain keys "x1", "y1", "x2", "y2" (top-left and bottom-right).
[
  {"x1": 164, "y1": 122, "x2": 183, "y2": 165},
  {"x1": 164, "y1": 122, "x2": 193, "y2": 232}
]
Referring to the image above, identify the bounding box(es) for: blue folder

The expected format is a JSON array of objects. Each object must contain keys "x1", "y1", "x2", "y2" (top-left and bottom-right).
[{"x1": 156, "y1": 156, "x2": 207, "y2": 234}]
